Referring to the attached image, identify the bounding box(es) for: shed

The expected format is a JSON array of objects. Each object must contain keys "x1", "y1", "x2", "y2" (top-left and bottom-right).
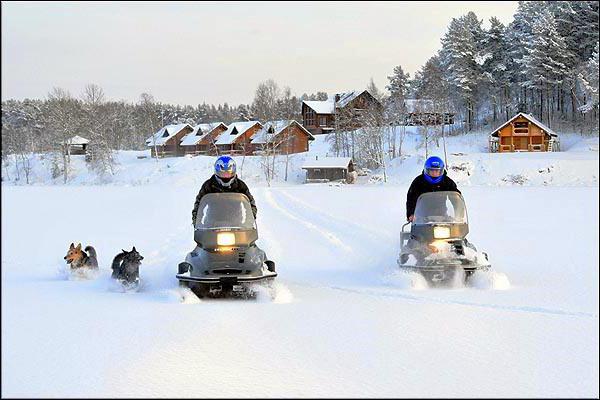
[
  {"x1": 65, "y1": 135, "x2": 90, "y2": 155},
  {"x1": 301, "y1": 157, "x2": 355, "y2": 183},
  {"x1": 489, "y1": 113, "x2": 560, "y2": 153}
]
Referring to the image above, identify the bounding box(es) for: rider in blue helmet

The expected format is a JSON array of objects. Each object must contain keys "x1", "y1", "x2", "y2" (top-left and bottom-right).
[
  {"x1": 191, "y1": 155, "x2": 257, "y2": 224},
  {"x1": 405, "y1": 156, "x2": 460, "y2": 222}
]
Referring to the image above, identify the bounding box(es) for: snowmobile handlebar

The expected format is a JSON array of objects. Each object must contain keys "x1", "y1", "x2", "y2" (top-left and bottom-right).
[{"x1": 401, "y1": 221, "x2": 411, "y2": 233}]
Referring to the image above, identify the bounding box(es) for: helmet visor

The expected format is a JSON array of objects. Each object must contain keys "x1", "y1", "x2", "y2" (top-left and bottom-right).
[
  {"x1": 217, "y1": 167, "x2": 235, "y2": 179},
  {"x1": 426, "y1": 168, "x2": 443, "y2": 178}
]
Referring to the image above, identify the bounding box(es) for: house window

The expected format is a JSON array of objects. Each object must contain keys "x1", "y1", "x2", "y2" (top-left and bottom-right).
[
  {"x1": 305, "y1": 109, "x2": 315, "y2": 126},
  {"x1": 319, "y1": 116, "x2": 327, "y2": 126}
]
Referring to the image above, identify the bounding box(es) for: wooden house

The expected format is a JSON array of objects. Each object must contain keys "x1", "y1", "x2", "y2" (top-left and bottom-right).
[
  {"x1": 145, "y1": 123, "x2": 194, "y2": 157},
  {"x1": 250, "y1": 120, "x2": 315, "y2": 155},
  {"x1": 402, "y1": 99, "x2": 454, "y2": 126},
  {"x1": 301, "y1": 157, "x2": 355, "y2": 183},
  {"x1": 65, "y1": 135, "x2": 90, "y2": 155},
  {"x1": 180, "y1": 122, "x2": 228, "y2": 155},
  {"x1": 213, "y1": 121, "x2": 263, "y2": 155},
  {"x1": 489, "y1": 113, "x2": 560, "y2": 153},
  {"x1": 301, "y1": 90, "x2": 383, "y2": 135}
]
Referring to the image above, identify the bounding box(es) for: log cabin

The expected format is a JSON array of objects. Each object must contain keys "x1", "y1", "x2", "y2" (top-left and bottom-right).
[
  {"x1": 250, "y1": 120, "x2": 315, "y2": 155},
  {"x1": 489, "y1": 113, "x2": 560, "y2": 152},
  {"x1": 301, "y1": 90, "x2": 382, "y2": 135},
  {"x1": 213, "y1": 121, "x2": 263, "y2": 155},
  {"x1": 180, "y1": 122, "x2": 228, "y2": 155},
  {"x1": 145, "y1": 123, "x2": 194, "y2": 157}
]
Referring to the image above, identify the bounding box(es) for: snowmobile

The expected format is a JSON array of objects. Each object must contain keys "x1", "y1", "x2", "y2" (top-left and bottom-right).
[
  {"x1": 177, "y1": 192, "x2": 277, "y2": 298},
  {"x1": 397, "y1": 191, "x2": 491, "y2": 286}
]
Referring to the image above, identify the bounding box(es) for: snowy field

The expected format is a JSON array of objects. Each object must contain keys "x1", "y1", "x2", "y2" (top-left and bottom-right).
[{"x1": 2, "y1": 131, "x2": 599, "y2": 397}]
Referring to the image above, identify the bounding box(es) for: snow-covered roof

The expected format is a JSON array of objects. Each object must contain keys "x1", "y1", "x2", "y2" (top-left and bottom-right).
[
  {"x1": 180, "y1": 122, "x2": 226, "y2": 146},
  {"x1": 303, "y1": 99, "x2": 335, "y2": 114},
  {"x1": 67, "y1": 135, "x2": 90, "y2": 145},
  {"x1": 303, "y1": 90, "x2": 376, "y2": 114},
  {"x1": 335, "y1": 90, "x2": 363, "y2": 108},
  {"x1": 145, "y1": 123, "x2": 193, "y2": 147},
  {"x1": 214, "y1": 121, "x2": 262, "y2": 145},
  {"x1": 301, "y1": 157, "x2": 353, "y2": 169},
  {"x1": 404, "y1": 99, "x2": 435, "y2": 113},
  {"x1": 490, "y1": 113, "x2": 558, "y2": 137},
  {"x1": 250, "y1": 120, "x2": 315, "y2": 145}
]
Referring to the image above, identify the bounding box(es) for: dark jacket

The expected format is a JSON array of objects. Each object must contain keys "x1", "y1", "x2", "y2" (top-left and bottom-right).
[
  {"x1": 406, "y1": 172, "x2": 460, "y2": 219},
  {"x1": 192, "y1": 175, "x2": 257, "y2": 224}
]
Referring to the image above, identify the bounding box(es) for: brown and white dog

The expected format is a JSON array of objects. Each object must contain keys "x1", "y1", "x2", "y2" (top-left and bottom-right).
[{"x1": 64, "y1": 243, "x2": 98, "y2": 270}]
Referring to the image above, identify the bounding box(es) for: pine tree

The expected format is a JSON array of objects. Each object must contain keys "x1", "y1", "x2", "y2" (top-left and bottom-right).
[
  {"x1": 440, "y1": 11, "x2": 485, "y2": 130},
  {"x1": 520, "y1": 9, "x2": 573, "y2": 123}
]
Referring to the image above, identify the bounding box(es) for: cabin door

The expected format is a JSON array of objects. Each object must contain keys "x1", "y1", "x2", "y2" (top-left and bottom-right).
[{"x1": 513, "y1": 136, "x2": 528, "y2": 151}]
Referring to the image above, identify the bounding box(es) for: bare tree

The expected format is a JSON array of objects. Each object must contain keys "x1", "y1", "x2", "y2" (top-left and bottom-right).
[
  {"x1": 138, "y1": 93, "x2": 161, "y2": 161},
  {"x1": 45, "y1": 87, "x2": 82, "y2": 183},
  {"x1": 81, "y1": 84, "x2": 116, "y2": 178}
]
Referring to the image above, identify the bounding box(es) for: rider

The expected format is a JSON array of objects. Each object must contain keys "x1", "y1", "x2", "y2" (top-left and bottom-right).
[
  {"x1": 192, "y1": 155, "x2": 257, "y2": 225},
  {"x1": 406, "y1": 156, "x2": 460, "y2": 222}
]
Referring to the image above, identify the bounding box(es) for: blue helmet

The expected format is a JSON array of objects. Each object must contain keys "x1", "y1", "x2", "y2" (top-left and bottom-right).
[
  {"x1": 423, "y1": 156, "x2": 445, "y2": 184},
  {"x1": 214, "y1": 156, "x2": 236, "y2": 183}
]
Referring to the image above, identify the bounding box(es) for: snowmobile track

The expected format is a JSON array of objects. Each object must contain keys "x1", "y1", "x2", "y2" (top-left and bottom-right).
[{"x1": 327, "y1": 285, "x2": 598, "y2": 319}]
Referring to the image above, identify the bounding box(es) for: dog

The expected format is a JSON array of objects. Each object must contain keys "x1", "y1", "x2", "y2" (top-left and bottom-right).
[
  {"x1": 111, "y1": 247, "x2": 144, "y2": 285},
  {"x1": 64, "y1": 243, "x2": 98, "y2": 270}
]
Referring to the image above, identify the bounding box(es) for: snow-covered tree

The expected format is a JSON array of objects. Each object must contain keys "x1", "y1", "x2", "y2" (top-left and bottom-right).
[
  {"x1": 439, "y1": 11, "x2": 485, "y2": 131},
  {"x1": 520, "y1": 9, "x2": 573, "y2": 123}
]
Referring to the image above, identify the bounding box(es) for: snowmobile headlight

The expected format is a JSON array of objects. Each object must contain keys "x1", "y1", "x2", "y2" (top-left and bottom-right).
[
  {"x1": 217, "y1": 232, "x2": 236, "y2": 246},
  {"x1": 429, "y1": 240, "x2": 448, "y2": 253},
  {"x1": 433, "y1": 226, "x2": 451, "y2": 239}
]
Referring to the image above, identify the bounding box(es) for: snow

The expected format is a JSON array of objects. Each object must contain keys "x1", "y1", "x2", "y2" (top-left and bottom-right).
[
  {"x1": 214, "y1": 121, "x2": 261, "y2": 145},
  {"x1": 334, "y1": 90, "x2": 362, "y2": 108},
  {"x1": 2, "y1": 129, "x2": 598, "y2": 397},
  {"x1": 67, "y1": 135, "x2": 90, "y2": 145},
  {"x1": 302, "y1": 99, "x2": 335, "y2": 114},
  {"x1": 303, "y1": 91, "x2": 368, "y2": 114},
  {"x1": 404, "y1": 98, "x2": 435, "y2": 112}
]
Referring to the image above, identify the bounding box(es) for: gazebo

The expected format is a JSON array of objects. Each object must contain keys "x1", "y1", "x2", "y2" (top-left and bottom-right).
[{"x1": 65, "y1": 135, "x2": 90, "y2": 155}]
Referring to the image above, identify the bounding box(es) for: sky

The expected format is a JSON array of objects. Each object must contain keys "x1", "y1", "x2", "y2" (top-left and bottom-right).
[{"x1": 1, "y1": 1, "x2": 519, "y2": 106}]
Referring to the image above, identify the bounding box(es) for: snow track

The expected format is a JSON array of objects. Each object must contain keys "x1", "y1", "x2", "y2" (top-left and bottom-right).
[{"x1": 2, "y1": 185, "x2": 598, "y2": 397}]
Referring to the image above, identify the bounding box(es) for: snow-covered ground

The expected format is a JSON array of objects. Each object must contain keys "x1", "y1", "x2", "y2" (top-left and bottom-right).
[{"x1": 2, "y1": 130, "x2": 599, "y2": 397}]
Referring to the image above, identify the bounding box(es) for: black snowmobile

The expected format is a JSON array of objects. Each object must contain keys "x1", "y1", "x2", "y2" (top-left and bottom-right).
[
  {"x1": 398, "y1": 191, "x2": 491, "y2": 286},
  {"x1": 177, "y1": 192, "x2": 277, "y2": 298}
]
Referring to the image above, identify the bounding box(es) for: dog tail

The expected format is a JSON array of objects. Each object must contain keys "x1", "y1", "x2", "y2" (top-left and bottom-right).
[
  {"x1": 111, "y1": 252, "x2": 126, "y2": 278},
  {"x1": 85, "y1": 246, "x2": 97, "y2": 259},
  {"x1": 85, "y1": 246, "x2": 99, "y2": 269}
]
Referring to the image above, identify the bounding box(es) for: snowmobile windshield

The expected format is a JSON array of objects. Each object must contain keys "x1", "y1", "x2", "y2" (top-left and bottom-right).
[
  {"x1": 195, "y1": 193, "x2": 256, "y2": 230},
  {"x1": 413, "y1": 191, "x2": 467, "y2": 224}
]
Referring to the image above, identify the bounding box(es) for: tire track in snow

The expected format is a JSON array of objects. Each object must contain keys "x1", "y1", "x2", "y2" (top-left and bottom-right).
[
  {"x1": 327, "y1": 285, "x2": 598, "y2": 319},
  {"x1": 276, "y1": 189, "x2": 395, "y2": 242},
  {"x1": 263, "y1": 189, "x2": 353, "y2": 253}
]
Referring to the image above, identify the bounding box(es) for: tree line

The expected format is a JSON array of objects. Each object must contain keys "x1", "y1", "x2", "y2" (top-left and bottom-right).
[{"x1": 2, "y1": 1, "x2": 598, "y2": 183}]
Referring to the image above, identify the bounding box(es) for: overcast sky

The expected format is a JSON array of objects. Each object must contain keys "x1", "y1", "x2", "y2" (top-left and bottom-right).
[{"x1": 2, "y1": 1, "x2": 518, "y2": 106}]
